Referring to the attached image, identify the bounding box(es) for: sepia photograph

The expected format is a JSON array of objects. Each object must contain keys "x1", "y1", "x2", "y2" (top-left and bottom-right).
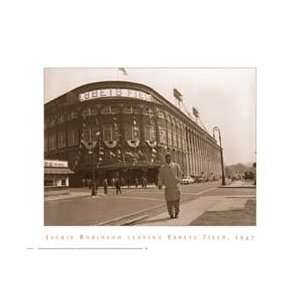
[
  {"x1": 4, "y1": 0, "x2": 300, "y2": 299},
  {"x1": 44, "y1": 68, "x2": 256, "y2": 226}
]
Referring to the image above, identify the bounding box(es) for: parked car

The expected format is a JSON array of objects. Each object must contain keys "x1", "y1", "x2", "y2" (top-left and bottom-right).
[
  {"x1": 181, "y1": 176, "x2": 195, "y2": 184},
  {"x1": 208, "y1": 175, "x2": 218, "y2": 181},
  {"x1": 194, "y1": 176, "x2": 205, "y2": 183}
]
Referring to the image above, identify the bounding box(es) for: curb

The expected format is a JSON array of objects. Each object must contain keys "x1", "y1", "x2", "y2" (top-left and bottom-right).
[
  {"x1": 44, "y1": 194, "x2": 91, "y2": 202},
  {"x1": 218, "y1": 185, "x2": 256, "y2": 189}
]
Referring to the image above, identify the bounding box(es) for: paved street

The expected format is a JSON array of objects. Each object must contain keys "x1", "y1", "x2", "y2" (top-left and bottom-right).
[
  {"x1": 44, "y1": 182, "x2": 220, "y2": 225},
  {"x1": 138, "y1": 185, "x2": 256, "y2": 226}
]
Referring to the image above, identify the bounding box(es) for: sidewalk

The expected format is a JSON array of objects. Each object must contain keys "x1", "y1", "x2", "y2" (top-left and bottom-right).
[
  {"x1": 45, "y1": 191, "x2": 91, "y2": 201},
  {"x1": 138, "y1": 194, "x2": 255, "y2": 226},
  {"x1": 220, "y1": 180, "x2": 256, "y2": 188},
  {"x1": 45, "y1": 185, "x2": 158, "y2": 201}
]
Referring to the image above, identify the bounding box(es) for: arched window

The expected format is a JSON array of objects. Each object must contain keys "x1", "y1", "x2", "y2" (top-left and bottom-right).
[
  {"x1": 57, "y1": 113, "x2": 64, "y2": 124},
  {"x1": 103, "y1": 124, "x2": 113, "y2": 141},
  {"x1": 158, "y1": 126, "x2": 167, "y2": 144},
  {"x1": 170, "y1": 118, "x2": 177, "y2": 148},
  {"x1": 123, "y1": 105, "x2": 133, "y2": 114},
  {"x1": 144, "y1": 125, "x2": 156, "y2": 141},
  {"x1": 57, "y1": 130, "x2": 66, "y2": 148},
  {"x1": 82, "y1": 126, "x2": 100, "y2": 143},
  {"x1": 157, "y1": 109, "x2": 165, "y2": 119},
  {"x1": 111, "y1": 106, "x2": 120, "y2": 114},
  {"x1": 49, "y1": 134, "x2": 56, "y2": 151},
  {"x1": 68, "y1": 128, "x2": 78, "y2": 146},
  {"x1": 67, "y1": 111, "x2": 78, "y2": 121},
  {"x1": 44, "y1": 135, "x2": 48, "y2": 152},
  {"x1": 102, "y1": 124, "x2": 119, "y2": 141},
  {"x1": 144, "y1": 107, "x2": 154, "y2": 116},
  {"x1": 101, "y1": 106, "x2": 111, "y2": 114},
  {"x1": 101, "y1": 105, "x2": 120, "y2": 115},
  {"x1": 125, "y1": 123, "x2": 140, "y2": 140},
  {"x1": 82, "y1": 106, "x2": 96, "y2": 117},
  {"x1": 49, "y1": 116, "x2": 56, "y2": 127}
]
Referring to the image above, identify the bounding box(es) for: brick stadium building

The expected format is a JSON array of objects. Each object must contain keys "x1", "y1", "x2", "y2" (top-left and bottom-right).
[{"x1": 44, "y1": 81, "x2": 222, "y2": 186}]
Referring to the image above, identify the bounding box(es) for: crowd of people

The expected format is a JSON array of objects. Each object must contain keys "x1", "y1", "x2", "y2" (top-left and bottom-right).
[{"x1": 87, "y1": 175, "x2": 149, "y2": 195}]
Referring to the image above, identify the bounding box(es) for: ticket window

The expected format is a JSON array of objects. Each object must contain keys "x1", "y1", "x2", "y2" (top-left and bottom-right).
[
  {"x1": 55, "y1": 176, "x2": 69, "y2": 187},
  {"x1": 44, "y1": 175, "x2": 55, "y2": 187},
  {"x1": 44, "y1": 175, "x2": 69, "y2": 187}
]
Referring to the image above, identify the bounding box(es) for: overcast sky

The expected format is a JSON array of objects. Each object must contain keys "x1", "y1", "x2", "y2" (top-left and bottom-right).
[{"x1": 44, "y1": 68, "x2": 256, "y2": 166}]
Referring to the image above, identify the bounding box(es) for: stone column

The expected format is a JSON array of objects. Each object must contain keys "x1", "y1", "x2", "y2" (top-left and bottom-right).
[
  {"x1": 195, "y1": 135, "x2": 199, "y2": 176},
  {"x1": 208, "y1": 142, "x2": 211, "y2": 176},
  {"x1": 187, "y1": 129, "x2": 191, "y2": 176},
  {"x1": 213, "y1": 148, "x2": 216, "y2": 176},
  {"x1": 189, "y1": 131, "x2": 193, "y2": 176},
  {"x1": 197, "y1": 135, "x2": 201, "y2": 176},
  {"x1": 205, "y1": 137, "x2": 209, "y2": 176},
  {"x1": 191, "y1": 130, "x2": 195, "y2": 176},
  {"x1": 189, "y1": 130, "x2": 193, "y2": 176},
  {"x1": 199, "y1": 136, "x2": 204, "y2": 174},
  {"x1": 194, "y1": 134, "x2": 198, "y2": 176},
  {"x1": 185, "y1": 128, "x2": 190, "y2": 176}
]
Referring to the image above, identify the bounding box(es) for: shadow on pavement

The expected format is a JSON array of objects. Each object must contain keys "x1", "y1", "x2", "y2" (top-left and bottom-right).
[{"x1": 189, "y1": 199, "x2": 256, "y2": 226}]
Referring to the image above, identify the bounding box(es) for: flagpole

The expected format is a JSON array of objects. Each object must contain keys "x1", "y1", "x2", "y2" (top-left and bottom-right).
[{"x1": 117, "y1": 68, "x2": 128, "y2": 79}]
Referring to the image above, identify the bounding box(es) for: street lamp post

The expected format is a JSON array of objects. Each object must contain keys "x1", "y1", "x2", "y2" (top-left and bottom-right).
[
  {"x1": 88, "y1": 131, "x2": 101, "y2": 196},
  {"x1": 88, "y1": 148, "x2": 96, "y2": 196},
  {"x1": 213, "y1": 126, "x2": 226, "y2": 186}
]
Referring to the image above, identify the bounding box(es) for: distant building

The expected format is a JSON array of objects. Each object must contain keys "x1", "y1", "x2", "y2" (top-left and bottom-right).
[
  {"x1": 44, "y1": 159, "x2": 74, "y2": 195},
  {"x1": 44, "y1": 81, "x2": 222, "y2": 186}
]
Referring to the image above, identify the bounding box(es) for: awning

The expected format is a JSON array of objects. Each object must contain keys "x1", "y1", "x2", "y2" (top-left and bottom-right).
[{"x1": 44, "y1": 167, "x2": 75, "y2": 175}]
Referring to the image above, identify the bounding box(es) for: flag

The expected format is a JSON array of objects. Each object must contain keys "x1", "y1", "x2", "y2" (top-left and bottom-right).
[
  {"x1": 118, "y1": 68, "x2": 128, "y2": 76},
  {"x1": 125, "y1": 151, "x2": 135, "y2": 158},
  {"x1": 192, "y1": 107, "x2": 199, "y2": 118},
  {"x1": 109, "y1": 151, "x2": 116, "y2": 157},
  {"x1": 173, "y1": 88, "x2": 183, "y2": 102}
]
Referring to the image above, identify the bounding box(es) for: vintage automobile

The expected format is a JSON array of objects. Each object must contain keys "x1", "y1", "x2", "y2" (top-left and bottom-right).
[
  {"x1": 194, "y1": 176, "x2": 206, "y2": 183},
  {"x1": 181, "y1": 176, "x2": 195, "y2": 184}
]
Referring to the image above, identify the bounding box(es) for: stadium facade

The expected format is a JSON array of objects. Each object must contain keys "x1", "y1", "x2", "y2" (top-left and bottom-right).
[{"x1": 44, "y1": 81, "x2": 222, "y2": 186}]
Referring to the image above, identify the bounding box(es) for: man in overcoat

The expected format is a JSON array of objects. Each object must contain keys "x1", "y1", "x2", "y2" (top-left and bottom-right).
[{"x1": 158, "y1": 153, "x2": 182, "y2": 219}]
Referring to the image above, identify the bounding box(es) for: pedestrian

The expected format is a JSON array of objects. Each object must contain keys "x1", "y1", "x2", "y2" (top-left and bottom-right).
[
  {"x1": 121, "y1": 177, "x2": 125, "y2": 187},
  {"x1": 158, "y1": 153, "x2": 182, "y2": 219},
  {"x1": 135, "y1": 177, "x2": 139, "y2": 188},
  {"x1": 111, "y1": 177, "x2": 115, "y2": 187},
  {"x1": 115, "y1": 177, "x2": 121, "y2": 195},
  {"x1": 127, "y1": 177, "x2": 130, "y2": 188},
  {"x1": 103, "y1": 178, "x2": 108, "y2": 195},
  {"x1": 142, "y1": 176, "x2": 147, "y2": 188}
]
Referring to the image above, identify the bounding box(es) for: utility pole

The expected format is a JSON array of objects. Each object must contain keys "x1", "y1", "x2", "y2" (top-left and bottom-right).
[{"x1": 213, "y1": 126, "x2": 226, "y2": 186}]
